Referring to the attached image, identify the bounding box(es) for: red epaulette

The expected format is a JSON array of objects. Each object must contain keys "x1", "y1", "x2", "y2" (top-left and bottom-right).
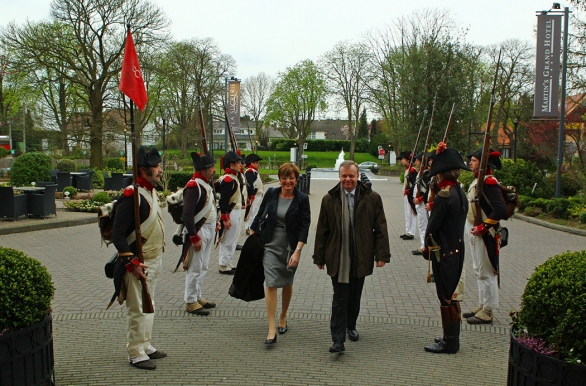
[
  {"x1": 485, "y1": 176, "x2": 498, "y2": 185},
  {"x1": 123, "y1": 186, "x2": 134, "y2": 197},
  {"x1": 223, "y1": 175, "x2": 233, "y2": 183},
  {"x1": 186, "y1": 180, "x2": 198, "y2": 188},
  {"x1": 410, "y1": 167, "x2": 415, "y2": 173}
]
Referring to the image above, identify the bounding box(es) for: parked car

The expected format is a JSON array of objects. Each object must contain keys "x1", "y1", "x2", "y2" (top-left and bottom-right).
[{"x1": 358, "y1": 161, "x2": 379, "y2": 169}]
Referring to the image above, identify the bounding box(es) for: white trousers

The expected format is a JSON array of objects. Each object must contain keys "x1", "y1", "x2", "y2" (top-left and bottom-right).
[
  {"x1": 184, "y1": 220, "x2": 216, "y2": 303},
  {"x1": 403, "y1": 195, "x2": 416, "y2": 236},
  {"x1": 244, "y1": 193, "x2": 263, "y2": 230},
  {"x1": 219, "y1": 209, "x2": 241, "y2": 267},
  {"x1": 124, "y1": 251, "x2": 163, "y2": 363},
  {"x1": 464, "y1": 221, "x2": 499, "y2": 310},
  {"x1": 415, "y1": 203, "x2": 428, "y2": 249}
]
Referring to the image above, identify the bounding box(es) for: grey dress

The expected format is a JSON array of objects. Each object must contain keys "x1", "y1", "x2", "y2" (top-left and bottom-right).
[{"x1": 263, "y1": 197, "x2": 295, "y2": 288}]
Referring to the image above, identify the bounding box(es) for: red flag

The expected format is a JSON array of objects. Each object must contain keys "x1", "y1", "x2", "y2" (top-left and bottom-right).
[{"x1": 119, "y1": 28, "x2": 148, "y2": 111}]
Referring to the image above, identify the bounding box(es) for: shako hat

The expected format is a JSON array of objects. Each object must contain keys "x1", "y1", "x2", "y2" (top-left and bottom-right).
[
  {"x1": 223, "y1": 151, "x2": 243, "y2": 167},
  {"x1": 429, "y1": 147, "x2": 471, "y2": 177},
  {"x1": 415, "y1": 152, "x2": 425, "y2": 161},
  {"x1": 397, "y1": 150, "x2": 412, "y2": 160},
  {"x1": 137, "y1": 146, "x2": 161, "y2": 167},
  {"x1": 245, "y1": 153, "x2": 263, "y2": 165},
  {"x1": 191, "y1": 152, "x2": 215, "y2": 171},
  {"x1": 467, "y1": 147, "x2": 502, "y2": 170}
]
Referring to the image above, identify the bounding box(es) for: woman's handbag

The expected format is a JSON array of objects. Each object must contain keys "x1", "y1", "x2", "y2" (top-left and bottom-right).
[{"x1": 105, "y1": 252, "x2": 118, "y2": 279}]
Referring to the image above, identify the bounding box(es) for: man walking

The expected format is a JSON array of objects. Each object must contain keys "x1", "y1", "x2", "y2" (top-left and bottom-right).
[
  {"x1": 111, "y1": 146, "x2": 166, "y2": 370},
  {"x1": 398, "y1": 151, "x2": 417, "y2": 240},
  {"x1": 313, "y1": 160, "x2": 391, "y2": 353},
  {"x1": 181, "y1": 152, "x2": 220, "y2": 315}
]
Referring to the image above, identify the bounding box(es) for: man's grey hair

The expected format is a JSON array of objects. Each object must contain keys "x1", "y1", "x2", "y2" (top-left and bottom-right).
[{"x1": 339, "y1": 160, "x2": 358, "y2": 174}]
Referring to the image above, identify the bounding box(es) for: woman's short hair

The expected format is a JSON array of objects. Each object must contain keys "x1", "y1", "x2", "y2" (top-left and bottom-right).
[
  {"x1": 278, "y1": 162, "x2": 300, "y2": 179},
  {"x1": 442, "y1": 169, "x2": 461, "y2": 182}
]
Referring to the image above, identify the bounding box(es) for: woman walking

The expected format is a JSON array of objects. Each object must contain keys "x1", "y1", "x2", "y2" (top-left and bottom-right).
[{"x1": 250, "y1": 163, "x2": 311, "y2": 344}]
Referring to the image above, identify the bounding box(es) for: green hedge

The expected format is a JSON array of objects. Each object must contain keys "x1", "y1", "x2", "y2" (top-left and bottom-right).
[
  {"x1": 9, "y1": 152, "x2": 52, "y2": 186},
  {"x1": 518, "y1": 250, "x2": 586, "y2": 362},
  {"x1": 270, "y1": 139, "x2": 368, "y2": 152},
  {"x1": 0, "y1": 247, "x2": 55, "y2": 331},
  {"x1": 494, "y1": 159, "x2": 553, "y2": 198},
  {"x1": 56, "y1": 159, "x2": 77, "y2": 172},
  {"x1": 165, "y1": 171, "x2": 193, "y2": 191}
]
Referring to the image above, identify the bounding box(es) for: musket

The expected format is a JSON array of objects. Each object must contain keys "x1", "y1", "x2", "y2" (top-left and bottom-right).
[
  {"x1": 404, "y1": 108, "x2": 428, "y2": 191},
  {"x1": 427, "y1": 102, "x2": 456, "y2": 206},
  {"x1": 474, "y1": 50, "x2": 502, "y2": 227},
  {"x1": 129, "y1": 99, "x2": 154, "y2": 314},
  {"x1": 414, "y1": 93, "x2": 437, "y2": 193}
]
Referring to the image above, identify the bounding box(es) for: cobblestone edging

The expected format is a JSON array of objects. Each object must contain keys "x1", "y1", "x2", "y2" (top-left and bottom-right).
[
  {"x1": 512, "y1": 214, "x2": 586, "y2": 237},
  {"x1": 52, "y1": 309, "x2": 511, "y2": 336}
]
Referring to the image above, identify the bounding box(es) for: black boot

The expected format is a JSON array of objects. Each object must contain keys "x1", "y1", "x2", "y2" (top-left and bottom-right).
[{"x1": 424, "y1": 303, "x2": 461, "y2": 354}]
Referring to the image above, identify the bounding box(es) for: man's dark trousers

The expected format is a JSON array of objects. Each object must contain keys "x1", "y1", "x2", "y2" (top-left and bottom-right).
[{"x1": 330, "y1": 275, "x2": 365, "y2": 342}]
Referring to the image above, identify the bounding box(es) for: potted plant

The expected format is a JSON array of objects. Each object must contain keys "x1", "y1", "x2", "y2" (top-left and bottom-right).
[
  {"x1": 508, "y1": 250, "x2": 586, "y2": 385},
  {"x1": 0, "y1": 247, "x2": 55, "y2": 386}
]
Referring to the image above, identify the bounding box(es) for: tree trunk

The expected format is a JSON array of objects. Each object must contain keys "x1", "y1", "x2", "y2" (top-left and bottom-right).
[{"x1": 89, "y1": 91, "x2": 103, "y2": 169}]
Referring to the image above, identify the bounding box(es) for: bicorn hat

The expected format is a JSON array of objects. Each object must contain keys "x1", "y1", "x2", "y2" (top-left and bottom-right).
[
  {"x1": 223, "y1": 151, "x2": 243, "y2": 167},
  {"x1": 245, "y1": 153, "x2": 263, "y2": 165},
  {"x1": 467, "y1": 147, "x2": 502, "y2": 170},
  {"x1": 397, "y1": 150, "x2": 412, "y2": 160},
  {"x1": 136, "y1": 146, "x2": 161, "y2": 168},
  {"x1": 191, "y1": 152, "x2": 215, "y2": 171},
  {"x1": 429, "y1": 147, "x2": 471, "y2": 177}
]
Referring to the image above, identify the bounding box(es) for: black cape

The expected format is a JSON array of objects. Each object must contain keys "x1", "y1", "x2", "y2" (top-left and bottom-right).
[{"x1": 229, "y1": 234, "x2": 265, "y2": 301}]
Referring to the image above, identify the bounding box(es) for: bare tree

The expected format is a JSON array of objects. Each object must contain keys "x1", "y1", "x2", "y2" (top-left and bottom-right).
[
  {"x1": 240, "y1": 72, "x2": 275, "y2": 150},
  {"x1": 320, "y1": 41, "x2": 370, "y2": 159},
  {"x1": 2, "y1": 0, "x2": 169, "y2": 168}
]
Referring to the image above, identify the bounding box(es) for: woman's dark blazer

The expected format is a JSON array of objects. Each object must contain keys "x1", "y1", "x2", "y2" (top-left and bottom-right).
[{"x1": 250, "y1": 186, "x2": 311, "y2": 251}]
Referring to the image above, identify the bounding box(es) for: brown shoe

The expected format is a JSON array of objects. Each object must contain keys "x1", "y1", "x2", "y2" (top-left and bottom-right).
[
  {"x1": 462, "y1": 305, "x2": 483, "y2": 319},
  {"x1": 198, "y1": 299, "x2": 216, "y2": 309},
  {"x1": 466, "y1": 308, "x2": 492, "y2": 324},
  {"x1": 131, "y1": 359, "x2": 156, "y2": 370},
  {"x1": 186, "y1": 302, "x2": 210, "y2": 316},
  {"x1": 148, "y1": 350, "x2": 167, "y2": 359}
]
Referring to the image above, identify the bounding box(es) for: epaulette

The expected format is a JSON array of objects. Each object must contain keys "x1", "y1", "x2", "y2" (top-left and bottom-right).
[
  {"x1": 186, "y1": 180, "x2": 198, "y2": 188},
  {"x1": 438, "y1": 185, "x2": 451, "y2": 198},
  {"x1": 123, "y1": 186, "x2": 134, "y2": 197},
  {"x1": 485, "y1": 176, "x2": 498, "y2": 185},
  {"x1": 223, "y1": 175, "x2": 233, "y2": 183},
  {"x1": 246, "y1": 168, "x2": 255, "y2": 173},
  {"x1": 410, "y1": 167, "x2": 415, "y2": 173}
]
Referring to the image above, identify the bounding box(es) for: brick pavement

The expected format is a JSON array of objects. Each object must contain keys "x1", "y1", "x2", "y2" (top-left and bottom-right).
[{"x1": 1, "y1": 176, "x2": 584, "y2": 385}]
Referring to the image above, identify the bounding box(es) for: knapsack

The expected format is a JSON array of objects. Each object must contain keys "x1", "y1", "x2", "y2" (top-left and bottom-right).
[
  {"x1": 500, "y1": 185, "x2": 521, "y2": 220},
  {"x1": 98, "y1": 202, "x2": 117, "y2": 246}
]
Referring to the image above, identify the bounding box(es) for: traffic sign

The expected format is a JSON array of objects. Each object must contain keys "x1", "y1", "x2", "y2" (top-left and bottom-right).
[{"x1": 378, "y1": 149, "x2": 385, "y2": 156}]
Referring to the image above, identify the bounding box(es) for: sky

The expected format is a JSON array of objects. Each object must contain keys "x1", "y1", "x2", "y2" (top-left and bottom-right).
[{"x1": 1, "y1": 0, "x2": 553, "y2": 81}]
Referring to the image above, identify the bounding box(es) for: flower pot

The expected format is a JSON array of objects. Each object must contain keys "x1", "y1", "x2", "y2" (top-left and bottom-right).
[
  {"x1": 508, "y1": 329, "x2": 586, "y2": 386},
  {"x1": 0, "y1": 314, "x2": 54, "y2": 386}
]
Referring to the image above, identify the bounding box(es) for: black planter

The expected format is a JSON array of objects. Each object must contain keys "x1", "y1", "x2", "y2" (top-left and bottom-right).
[
  {"x1": 0, "y1": 314, "x2": 54, "y2": 386},
  {"x1": 508, "y1": 329, "x2": 586, "y2": 386}
]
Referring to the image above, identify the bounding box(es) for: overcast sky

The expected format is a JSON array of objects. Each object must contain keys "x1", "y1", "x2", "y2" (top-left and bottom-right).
[{"x1": 1, "y1": 0, "x2": 553, "y2": 81}]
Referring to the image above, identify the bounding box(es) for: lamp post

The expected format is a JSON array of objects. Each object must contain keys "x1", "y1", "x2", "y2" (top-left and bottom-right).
[
  {"x1": 513, "y1": 118, "x2": 519, "y2": 162},
  {"x1": 123, "y1": 127, "x2": 127, "y2": 169},
  {"x1": 159, "y1": 109, "x2": 167, "y2": 170}
]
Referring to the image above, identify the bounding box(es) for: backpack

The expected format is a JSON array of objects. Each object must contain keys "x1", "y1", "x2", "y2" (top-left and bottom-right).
[
  {"x1": 98, "y1": 202, "x2": 117, "y2": 246},
  {"x1": 500, "y1": 185, "x2": 521, "y2": 220},
  {"x1": 166, "y1": 188, "x2": 184, "y2": 225}
]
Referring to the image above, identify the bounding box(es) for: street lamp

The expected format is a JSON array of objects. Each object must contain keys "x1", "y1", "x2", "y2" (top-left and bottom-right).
[
  {"x1": 513, "y1": 118, "x2": 519, "y2": 163},
  {"x1": 123, "y1": 127, "x2": 127, "y2": 169}
]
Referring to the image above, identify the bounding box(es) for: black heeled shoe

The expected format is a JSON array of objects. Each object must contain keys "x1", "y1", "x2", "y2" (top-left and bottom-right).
[
  {"x1": 278, "y1": 324, "x2": 288, "y2": 335},
  {"x1": 264, "y1": 335, "x2": 277, "y2": 344}
]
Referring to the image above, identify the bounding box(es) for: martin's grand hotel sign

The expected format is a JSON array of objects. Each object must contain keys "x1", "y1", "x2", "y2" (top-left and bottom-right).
[{"x1": 534, "y1": 14, "x2": 562, "y2": 118}]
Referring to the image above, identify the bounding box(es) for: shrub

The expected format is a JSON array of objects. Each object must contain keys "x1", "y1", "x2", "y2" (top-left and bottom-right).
[
  {"x1": 0, "y1": 147, "x2": 9, "y2": 158},
  {"x1": 9, "y1": 152, "x2": 52, "y2": 186},
  {"x1": 399, "y1": 171, "x2": 405, "y2": 184},
  {"x1": 459, "y1": 170, "x2": 475, "y2": 190},
  {"x1": 579, "y1": 211, "x2": 586, "y2": 224},
  {"x1": 91, "y1": 191, "x2": 111, "y2": 205},
  {"x1": 56, "y1": 159, "x2": 77, "y2": 172},
  {"x1": 495, "y1": 159, "x2": 552, "y2": 198},
  {"x1": 105, "y1": 157, "x2": 125, "y2": 171},
  {"x1": 547, "y1": 198, "x2": 571, "y2": 219},
  {"x1": 62, "y1": 199, "x2": 99, "y2": 212},
  {"x1": 517, "y1": 250, "x2": 586, "y2": 362},
  {"x1": 92, "y1": 168, "x2": 104, "y2": 189},
  {"x1": 523, "y1": 206, "x2": 543, "y2": 217},
  {"x1": 0, "y1": 247, "x2": 55, "y2": 331},
  {"x1": 166, "y1": 171, "x2": 193, "y2": 192},
  {"x1": 63, "y1": 186, "x2": 78, "y2": 198}
]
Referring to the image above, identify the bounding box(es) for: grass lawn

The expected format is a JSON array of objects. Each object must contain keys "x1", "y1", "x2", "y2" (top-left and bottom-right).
[{"x1": 166, "y1": 149, "x2": 387, "y2": 172}]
